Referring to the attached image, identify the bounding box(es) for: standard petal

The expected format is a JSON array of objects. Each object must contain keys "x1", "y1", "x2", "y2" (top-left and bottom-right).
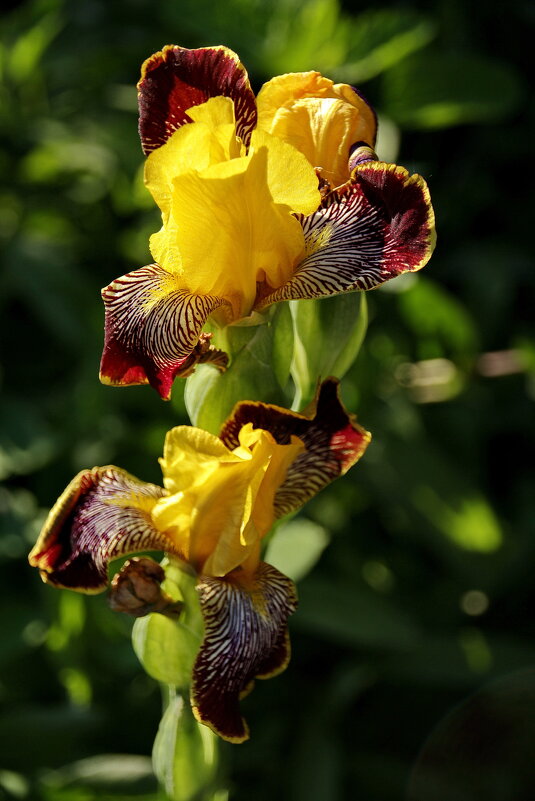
[
  {"x1": 219, "y1": 378, "x2": 371, "y2": 518},
  {"x1": 256, "y1": 162, "x2": 435, "y2": 308},
  {"x1": 100, "y1": 264, "x2": 228, "y2": 400},
  {"x1": 28, "y1": 467, "x2": 169, "y2": 592},
  {"x1": 138, "y1": 45, "x2": 257, "y2": 154},
  {"x1": 166, "y1": 146, "x2": 312, "y2": 318},
  {"x1": 144, "y1": 96, "x2": 243, "y2": 220},
  {"x1": 191, "y1": 562, "x2": 297, "y2": 742},
  {"x1": 153, "y1": 425, "x2": 303, "y2": 579},
  {"x1": 256, "y1": 71, "x2": 377, "y2": 187}
]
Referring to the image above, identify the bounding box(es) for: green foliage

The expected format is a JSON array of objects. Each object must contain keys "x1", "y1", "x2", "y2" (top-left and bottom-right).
[
  {"x1": 1, "y1": 0, "x2": 532, "y2": 799},
  {"x1": 132, "y1": 562, "x2": 203, "y2": 688},
  {"x1": 382, "y1": 51, "x2": 524, "y2": 128},
  {"x1": 153, "y1": 692, "x2": 218, "y2": 801},
  {"x1": 264, "y1": 517, "x2": 330, "y2": 582},
  {"x1": 184, "y1": 306, "x2": 293, "y2": 433},
  {"x1": 290, "y1": 292, "x2": 367, "y2": 408}
]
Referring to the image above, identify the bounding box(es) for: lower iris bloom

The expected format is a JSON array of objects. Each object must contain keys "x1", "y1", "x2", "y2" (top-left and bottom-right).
[
  {"x1": 99, "y1": 44, "x2": 436, "y2": 399},
  {"x1": 29, "y1": 380, "x2": 370, "y2": 742}
]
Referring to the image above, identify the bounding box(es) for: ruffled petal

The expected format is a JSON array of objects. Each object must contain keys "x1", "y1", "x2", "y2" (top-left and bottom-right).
[
  {"x1": 256, "y1": 71, "x2": 377, "y2": 187},
  {"x1": 191, "y1": 562, "x2": 297, "y2": 742},
  {"x1": 138, "y1": 45, "x2": 257, "y2": 154},
  {"x1": 100, "y1": 264, "x2": 228, "y2": 400},
  {"x1": 28, "y1": 467, "x2": 169, "y2": 592},
  {"x1": 256, "y1": 162, "x2": 435, "y2": 308},
  {"x1": 153, "y1": 425, "x2": 303, "y2": 578},
  {"x1": 219, "y1": 378, "x2": 371, "y2": 518}
]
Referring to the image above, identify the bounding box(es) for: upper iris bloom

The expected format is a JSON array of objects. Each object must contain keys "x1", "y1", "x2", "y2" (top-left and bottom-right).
[
  {"x1": 100, "y1": 45, "x2": 436, "y2": 399},
  {"x1": 29, "y1": 379, "x2": 370, "y2": 742}
]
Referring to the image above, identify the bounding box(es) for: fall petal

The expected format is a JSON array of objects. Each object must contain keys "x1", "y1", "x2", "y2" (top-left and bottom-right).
[
  {"x1": 256, "y1": 162, "x2": 435, "y2": 307},
  {"x1": 191, "y1": 563, "x2": 297, "y2": 742},
  {"x1": 28, "y1": 467, "x2": 169, "y2": 592},
  {"x1": 100, "y1": 264, "x2": 228, "y2": 400},
  {"x1": 219, "y1": 378, "x2": 371, "y2": 518},
  {"x1": 138, "y1": 45, "x2": 257, "y2": 154}
]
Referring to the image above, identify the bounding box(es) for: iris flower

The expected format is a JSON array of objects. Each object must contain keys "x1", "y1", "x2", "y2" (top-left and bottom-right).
[
  {"x1": 99, "y1": 45, "x2": 436, "y2": 400},
  {"x1": 29, "y1": 380, "x2": 370, "y2": 742}
]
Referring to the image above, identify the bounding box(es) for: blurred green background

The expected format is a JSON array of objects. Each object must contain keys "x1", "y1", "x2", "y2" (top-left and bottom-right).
[{"x1": 1, "y1": 0, "x2": 533, "y2": 799}]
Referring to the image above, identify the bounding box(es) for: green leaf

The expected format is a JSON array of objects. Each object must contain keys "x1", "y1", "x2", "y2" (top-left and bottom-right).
[
  {"x1": 185, "y1": 308, "x2": 292, "y2": 434},
  {"x1": 295, "y1": 575, "x2": 419, "y2": 649},
  {"x1": 412, "y1": 488, "x2": 502, "y2": 553},
  {"x1": 153, "y1": 691, "x2": 218, "y2": 801},
  {"x1": 382, "y1": 51, "x2": 524, "y2": 129},
  {"x1": 132, "y1": 566, "x2": 202, "y2": 689},
  {"x1": 336, "y1": 8, "x2": 436, "y2": 83},
  {"x1": 290, "y1": 292, "x2": 367, "y2": 408},
  {"x1": 264, "y1": 518, "x2": 330, "y2": 582},
  {"x1": 39, "y1": 754, "x2": 156, "y2": 796},
  {"x1": 397, "y1": 278, "x2": 478, "y2": 358},
  {"x1": 259, "y1": 0, "x2": 349, "y2": 75}
]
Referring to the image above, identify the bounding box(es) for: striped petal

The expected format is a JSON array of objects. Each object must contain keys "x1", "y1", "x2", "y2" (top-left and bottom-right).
[
  {"x1": 138, "y1": 45, "x2": 257, "y2": 154},
  {"x1": 219, "y1": 378, "x2": 371, "y2": 518},
  {"x1": 191, "y1": 562, "x2": 297, "y2": 742},
  {"x1": 256, "y1": 161, "x2": 435, "y2": 308},
  {"x1": 100, "y1": 264, "x2": 228, "y2": 400},
  {"x1": 28, "y1": 467, "x2": 169, "y2": 593}
]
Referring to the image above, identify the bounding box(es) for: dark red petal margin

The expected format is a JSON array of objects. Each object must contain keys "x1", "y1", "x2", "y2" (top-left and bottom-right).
[
  {"x1": 138, "y1": 45, "x2": 258, "y2": 154},
  {"x1": 256, "y1": 162, "x2": 435, "y2": 307},
  {"x1": 219, "y1": 378, "x2": 371, "y2": 518},
  {"x1": 191, "y1": 562, "x2": 297, "y2": 742},
  {"x1": 28, "y1": 467, "x2": 169, "y2": 592}
]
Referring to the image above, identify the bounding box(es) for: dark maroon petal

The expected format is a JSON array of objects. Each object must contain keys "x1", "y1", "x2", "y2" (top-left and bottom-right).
[
  {"x1": 219, "y1": 378, "x2": 371, "y2": 518},
  {"x1": 28, "y1": 468, "x2": 170, "y2": 592},
  {"x1": 100, "y1": 264, "x2": 228, "y2": 400},
  {"x1": 256, "y1": 162, "x2": 435, "y2": 308},
  {"x1": 138, "y1": 45, "x2": 257, "y2": 154},
  {"x1": 191, "y1": 562, "x2": 297, "y2": 742}
]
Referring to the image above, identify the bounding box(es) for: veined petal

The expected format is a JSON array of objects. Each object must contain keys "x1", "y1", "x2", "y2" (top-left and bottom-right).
[
  {"x1": 191, "y1": 563, "x2": 297, "y2": 742},
  {"x1": 28, "y1": 467, "x2": 169, "y2": 592},
  {"x1": 256, "y1": 71, "x2": 377, "y2": 187},
  {"x1": 100, "y1": 264, "x2": 228, "y2": 400},
  {"x1": 256, "y1": 162, "x2": 436, "y2": 308},
  {"x1": 138, "y1": 45, "x2": 257, "y2": 154},
  {"x1": 219, "y1": 378, "x2": 371, "y2": 518}
]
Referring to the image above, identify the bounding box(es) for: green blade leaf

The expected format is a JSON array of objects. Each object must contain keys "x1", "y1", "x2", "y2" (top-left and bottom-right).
[
  {"x1": 382, "y1": 51, "x2": 524, "y2": 129},
  {"x1": 153, "y1": 691, "x2": 218, "y2": 801},
  {"x1": 265, "y1": 517, "x2": 330, "y2": 583},
  {"x1": 290, "y1": 292, "x2": 367, "y2": 408}
]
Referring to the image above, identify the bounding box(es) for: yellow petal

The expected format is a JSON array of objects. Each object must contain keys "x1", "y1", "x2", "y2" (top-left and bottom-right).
[
  {"x1": 160, "y1": 425, "x2": 240, "y2": 495},
  {"x1": 248, "y1": 129, "x2": 320, "y2": 215},
  {"x1": 256, "y1": 72, "x2": 377, "y2": 188},
  {"x1": 144, "y1": 96, "x2": 241, "y2": 219},
  {"x1": 166, "y1": 141, "x2": 316, "y2": 317},
  {"x1": 153, "y1": 425, "x2": 303, "y2": 578}
]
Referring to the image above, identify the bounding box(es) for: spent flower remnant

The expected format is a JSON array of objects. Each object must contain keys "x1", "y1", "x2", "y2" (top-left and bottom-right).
[
  {"x1": 29, "y1": 380, "x2": 370, "y2": 742},
  {"x1": 100, "y1": 44, "x2": 436, "y2": 399}
]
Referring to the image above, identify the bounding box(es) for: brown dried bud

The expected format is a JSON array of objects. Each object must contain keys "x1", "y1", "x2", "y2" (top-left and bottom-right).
[
  {"x1": 109, "y1": 557, "x2": 183, "y2": 619},
  {"x1": 174, "y1": 333, "x2": 229, "y2": 379}
]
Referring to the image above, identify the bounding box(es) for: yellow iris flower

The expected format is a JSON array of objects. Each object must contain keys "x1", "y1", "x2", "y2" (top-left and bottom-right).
[
  {"x1": 99, "y1": 45, "x2": 435, "y2": 399},
  {"x1": 29, "y1": 379, "x2": 370, "y2": 742}
]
